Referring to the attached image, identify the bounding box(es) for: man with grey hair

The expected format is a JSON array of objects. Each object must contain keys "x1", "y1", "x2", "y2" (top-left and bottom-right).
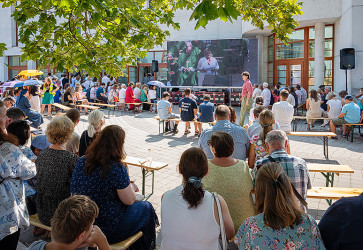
[
  {"x1": 261, "y1": 82, "x2": 271, "y2": 107},
  {"x1": 198, "y1": 104, "x2": 250, "y2": 160},
  {"x1": 253, "y1": 130, "x2": 311, "y2": 204}
]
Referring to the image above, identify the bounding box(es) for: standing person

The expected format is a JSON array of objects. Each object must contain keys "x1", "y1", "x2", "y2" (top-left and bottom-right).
[
  {"x1": 197, "y1": 48, "x2": 219, "y2": 86},
  {"x1": 29, "y1": 85, "x2": 41, "y2": 112},
  {"x1": 16, "y1": 89, "x2": 44, "y2": 128},
  {"x1": 148, "y1": 85, "x2": 157, "y2": 112},
  {"x1": 133, "y1": 82, "x2": 142, "y2": 100},
  {"x1": 160, "y1": 147, "x2": 234, "y2": 249},
  {"x1": 196, "y1": 94, "x2": 214, "y2": 134},
  {"x1": 83, "y1": 76, "x2": 92, "y2": 89},
  {"x1": 118, "y1": 84, "x2": 127, "y2": 111},
  {"x1": 102, "y1": 73, "x2": 110, "y2": 85},
  {"x1": 235, "y1": 162, "x2": 325, "y2": 249},
  {"x1": 272, "y1": 90, "x2": 294, "y2": 133},
  {"x1": 71, "y1": 125, "x2": 157, "y2": 248},
  {"x1": 239, "y1": 71, "x2": 253, "y2": 126},
  {"x1": 199, "y1": 105, "x2": 250, "y2": 160},
  {"x1": 179, "y1": 88, "x2": 198, "y2": 135},
  {"x1": 0, "y1": 105, "x2": 36, "y2": 250},
  {"x1": 261, "y1": 82, "x2": 271, "y2": 108},
  {"x1": 306, "y1": 89, "x2": 322, "y2": 131},
  {"x1": 329, "y1": 95, "x2": 361, "y2": 139},
  {"x1": 295, "y1": 85, "x2": 302, "y2": 105},
  {"x1": 140, "y1": 84, "x2": 149, "y2": 111},
  {"x1": 202, "y1": 132, "x2": 255, "y2": 232},
  {"x1": 41, "y1": 77, "x2": 59, "y2": 116},
  {"x1": 157, "y1": 92, "x2": 179, "y2": 134},
  {"x1": 36, "y1": 116, "x2": 79, "y2": 226},
  {"x1": 79, "y1": 110, "x2": 105, "y2": 156}
]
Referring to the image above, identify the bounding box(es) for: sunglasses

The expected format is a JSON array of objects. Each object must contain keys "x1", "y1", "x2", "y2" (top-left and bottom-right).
[{"x1": 207, "y1": 140, "x2": 212, "y2": 146}]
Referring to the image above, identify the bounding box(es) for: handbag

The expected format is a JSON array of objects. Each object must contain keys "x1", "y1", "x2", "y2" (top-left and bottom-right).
[{"x1": 213, "y1": 192, "x2": 228, "y2": 250}]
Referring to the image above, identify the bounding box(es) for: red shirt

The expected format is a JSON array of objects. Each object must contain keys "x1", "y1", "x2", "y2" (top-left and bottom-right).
[
  {"x1": 125, "y1": 87, "x2": 135, "y2": 103},
  {"x1": 242, "y1": 79, "x2": 253, "y2": 98}
]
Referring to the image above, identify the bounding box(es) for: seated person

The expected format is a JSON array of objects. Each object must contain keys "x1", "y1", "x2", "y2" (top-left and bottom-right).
[
  {"x1": 318, "y1": 193, "x2": 363, "y2": 249},
  {"x1": 71, "y1": 125, "x2": 157, "y2": 248},
  {"x1": 96, "y1": 83, "x2": 108, "y2": 102},
  {"x1": 157, "y1": 91, "x2": 179, "y2": 133},
  {"x1": 31, "y1": 135, "x2": 51, "y2": 156},
  {"x1": 199, "y1": 105, "x2": 250, "y2": 161},
  {"x1": 28, "y1": 195, "x2": 111, "y2": 250},
  {"x1": 125, "y1": 82, "x2": 141, "y2": 111},
  {"x1": 160, "y1": 147, "x2": 234, "y2": 249},
  {"x1": 2, "y1": 96, "x2": 16, "y2": 109},
  {"x1": 249, "y1": 96, "x2": 264, "y2": 125},
  {"x1": 6, "y1": 107, "x2": 25, "y2": 128},
  {"x1": 79, "y1": 110, "x2": 105, "y2": 156},
  {"x1": 196, "y1": 94, "x2": 214, "y2": 133},
  {"x1": 248, "y1": 110, "x2": 285, "y2": 169},
  {"x1": 329, "y1": 95, "x2": 361, "y2": 139},
  {"x1": 202, "y1": 132, "x2": 255, "y2": 232},
  {"x1": 36, "y1": 116, "x2": 79, "y2": 226},
  {"x1": 247, "y1": 105, "x2": 266, "y2": 138},
  {"x1": 228, "y1": 106, "x2": 237, "y2": 123},
  {"x1": 272, "y1": 90, "x2": 294, "y2": 133},
  {"x1": 65, "y1": 108, "x2": 81, "y2": 155},
  {"x1": 16, "y1": 89, "x2": 43, "y2": 128},
  {"x1": 234, "y1": 162, "x2": 325, "y2": 249},
  {"x1": 179, "y1": 88, "x2": 198, "y2": 135},
  {"x1": 63, "y1": 86, "x2": 74, "y2": 106}
]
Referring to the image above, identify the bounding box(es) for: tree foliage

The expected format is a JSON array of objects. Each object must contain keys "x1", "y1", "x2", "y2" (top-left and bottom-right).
[{"x1": 0, "y1": 0, "x2": 302, "y2": 76}]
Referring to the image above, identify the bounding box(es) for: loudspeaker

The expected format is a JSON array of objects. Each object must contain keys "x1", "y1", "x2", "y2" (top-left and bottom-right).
[
  {"x1": 340, "y1": 48, "x2": 355, "y2": 69},
  {"x1": 152, "y1": 60, "x2": 159, "y2": 72}
]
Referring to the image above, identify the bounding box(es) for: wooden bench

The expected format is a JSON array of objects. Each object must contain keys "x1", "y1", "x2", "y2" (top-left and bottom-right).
[
  {"x1": 75, "y1": 104, "x2": 100, "y2": 111},
  {"x1": 153, "y1": 116, "x2": 216, "y2": 134},
  {"x1": 29, "y1": 214, "x2": 142, "y2": 250},
  {"x1": 287, "y1": 132, "x2": 336, "y2": 159},
  {"x1": 51, "y1": 103, "x2": 71, "y2": 114},
  {"x1": 292, "y1": 116, "x2": 331, "y2": 131},
  {"x1": 89, "y1": 102, "x2": 118, "y2": 117},
  {"x1": 346, "y1": 123, "x2": 363, "y2": 142},
  {"x1": 307, "y1": 187, "x2": 363, "y2": 200},
  {"x1": 124, "y1": 156, "x2": 168, "y2": 200}
]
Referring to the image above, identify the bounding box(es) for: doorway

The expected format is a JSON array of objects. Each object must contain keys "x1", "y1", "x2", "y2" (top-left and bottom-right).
[{"x1": 276, "y1": 60, "x2": 305, "y2": 89}]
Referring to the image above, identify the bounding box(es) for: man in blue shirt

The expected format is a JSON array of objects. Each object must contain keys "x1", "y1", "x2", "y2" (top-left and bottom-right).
[
  {"x1": 179, "y1": 88, "x2": 198, "y2": 135},
  {"x1": 96, "y1": 83, "x2": 108, "y2": 102},
  {"x1": 196, "y1": 94, "x2": 214, "y2": 134},
  {"x1": 330, "y1": 95, "x2": 361, "y2": 138},
  {"x1": 198, "y1": 105, "x2": 250, "y2": 160},
  {"x1": 318, "y1": 193, "x2": 363, "y2": 249},
  {"x1": 157, "y1": 92, "x2": 179, "y2": 133}
]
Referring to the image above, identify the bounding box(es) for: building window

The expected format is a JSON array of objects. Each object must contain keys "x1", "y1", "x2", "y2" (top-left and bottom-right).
[{"x1": 8, "y1": 56, "x2": 27, "y2": 80}]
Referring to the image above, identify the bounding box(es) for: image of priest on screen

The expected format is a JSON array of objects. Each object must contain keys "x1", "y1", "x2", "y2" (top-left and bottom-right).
[
  {"x1": 197, "y1": 48, "x2": 220, "y2": 86},
  {"x1": 177, "y1": 41, "x2": 198, "y2": 86}
]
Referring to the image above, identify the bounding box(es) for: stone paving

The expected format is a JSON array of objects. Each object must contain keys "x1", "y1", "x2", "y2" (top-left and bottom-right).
[{"x1": 18, "y1": 105, "x2": 363, "y2": 249}]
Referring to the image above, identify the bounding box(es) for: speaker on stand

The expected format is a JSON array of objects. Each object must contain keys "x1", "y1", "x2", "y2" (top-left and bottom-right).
[
  {"x1": 152, "y1": 60, "x2": 159, "y2": 72},
  {"x1": 340, "y1": 48, "x2": 355, "y2": 91}
]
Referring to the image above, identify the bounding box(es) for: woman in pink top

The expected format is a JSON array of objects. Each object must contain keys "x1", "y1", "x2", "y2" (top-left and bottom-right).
[
  {"x1": 125, "y1": 82, "x2": 141, "y2": 111},
  {"x1": 239, "y1": 71, "x2": 253, "y2": 126}
]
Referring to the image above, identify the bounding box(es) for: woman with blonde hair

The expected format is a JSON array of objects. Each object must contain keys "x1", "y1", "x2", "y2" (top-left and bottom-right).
[
  {"x1": 74, "y1": 85, "x2": 89, "y2": 114},
  {"x1": 79, "y1": 110, "x2": 105, "y2": 156},
  {"x1": 234, "y1": 162, "x2": 325, "y2": 249},
  {"x1": 41, "y1": 77, "x2": 59, "y2": 116},
  {"x1": 36, "y1": 116, "x2": 79, "y2": 226}
]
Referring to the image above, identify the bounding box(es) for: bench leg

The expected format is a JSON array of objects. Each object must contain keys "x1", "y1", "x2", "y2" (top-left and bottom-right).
[
  {"x1": 141, "y1": 168, "x2": 154, "y2": 200},
  {"x1": 323, "y1": 136, "x2": 329, "y2": 159}
]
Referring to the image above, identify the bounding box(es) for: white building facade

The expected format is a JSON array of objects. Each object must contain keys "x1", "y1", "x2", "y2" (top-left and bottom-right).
[{"x1": 0, "y1": 0, "x2": 362, "y2": 93}]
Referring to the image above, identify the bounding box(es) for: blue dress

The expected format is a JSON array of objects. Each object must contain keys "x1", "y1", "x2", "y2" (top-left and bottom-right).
[
  {"x1": 70, "y1": 157, "x2": 157, "y2": 248},
  {"x1": 16, "y1": 96, "x2": 44, "y2": 128}
]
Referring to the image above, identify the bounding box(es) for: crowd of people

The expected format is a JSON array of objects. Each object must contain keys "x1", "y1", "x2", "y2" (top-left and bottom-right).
[{"x1": 0, "y1": 70, "x2": 363, "y2": 250}]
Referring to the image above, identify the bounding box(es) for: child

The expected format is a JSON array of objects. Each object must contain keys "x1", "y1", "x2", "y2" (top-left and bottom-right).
[{"x1": 28, "y1": 195, "x2": 111, "y2": 250}]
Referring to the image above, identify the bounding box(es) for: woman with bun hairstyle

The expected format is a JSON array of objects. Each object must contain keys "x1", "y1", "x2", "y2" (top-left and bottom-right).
[{"x1": 79, "y1": 110, "x2": 105, "y2": 156}]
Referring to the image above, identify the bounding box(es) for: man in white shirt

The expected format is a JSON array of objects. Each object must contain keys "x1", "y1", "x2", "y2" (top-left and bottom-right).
[
  {"x1": 252, "y1": 84, "x2": 262, "y2": 99},
  {"x1": 272, "y1": 89, "x2": 294, "y2": 133},
  {"x1": 261, "y1": 82, "x2": 271, "y2": 107},
  {"x1": 101, "y1": 73, "x2": 110, "y2": 85}
]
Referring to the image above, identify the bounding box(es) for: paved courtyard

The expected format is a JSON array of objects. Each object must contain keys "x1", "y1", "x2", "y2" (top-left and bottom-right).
[{"x1": 19, "y1": 106, "x2": 363, "y2": 248}]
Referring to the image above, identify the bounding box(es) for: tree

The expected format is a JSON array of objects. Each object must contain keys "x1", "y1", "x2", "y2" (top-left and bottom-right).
[{"x1": 0, "y1": 0, "x2": 302, "y2": 76}]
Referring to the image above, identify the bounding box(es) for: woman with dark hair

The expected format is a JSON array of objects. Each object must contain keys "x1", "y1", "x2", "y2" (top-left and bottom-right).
[
  {"x1": 202, "y1": 132, "x2": 255, "y2": 232},
  {"x1": 29, "y1": 85, "x2": 41, "y2": 112},
  {"x1": 249, "y1": 96, "x2": 264, "y2": 124},
  {"x1": 306, "y1": 89, "x2": 322, "y2": 131},
  {"x1": 289, "y1": 86, "x2": 298, "y2": 108},
  {"x1": 234, "y1": 162, "x2": 325, "y2": 249},
  {"x1": 71, "y1": 125, "x2": 157, "y2": 248},
  {"x1": 16, "y1": 88, "x2": 43, "y2": 128},
  {"x1": 0, "y1": 101, "x2": 36, "y2": 250},
  {"x1": 161, "y1": 147, "x2": 234, "y2": 249}
]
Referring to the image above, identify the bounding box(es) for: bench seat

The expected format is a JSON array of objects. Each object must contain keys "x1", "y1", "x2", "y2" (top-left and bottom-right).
[
  {"x1": 76, "y1": 104, "x2": 100, "y2": 110},
  {"x1": 52, "y1": 103, "x2": 71, "y2": 111},
  {"x1": 29, "y1": 214, "x2": 142, "y2": 250},
  {"x1": 307, "y1": 187, "x2": 363, "y2": 200}
]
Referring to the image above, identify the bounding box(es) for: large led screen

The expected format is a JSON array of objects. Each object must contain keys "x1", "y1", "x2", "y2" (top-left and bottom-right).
[{"x1": 167, "y1": 38, "x2": 258, "y2": 87}]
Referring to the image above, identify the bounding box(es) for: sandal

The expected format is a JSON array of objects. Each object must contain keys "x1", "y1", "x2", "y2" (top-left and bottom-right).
[
  {"x1": 307, "y1": 128, "x2": 311, "y2": 131},
  {"x1": 195, "y1": 131, "x2": 199, "y2": 136},
  {"x1": 184, "y1": 130, "x2": 191, "y2": 135},
  {"x1": 342, "y1": 134, "x2": 347, "y2": 138}
]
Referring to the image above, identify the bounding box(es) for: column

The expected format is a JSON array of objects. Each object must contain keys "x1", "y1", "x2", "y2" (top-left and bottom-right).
[
  {"x1": 314, "y1": 22, "x2": 325, "y2": 89},
  {"x1": 0, "y1": 56, "x2": 6, "y2": 82},
  {"x1": 256, "y1": 35, "x2": 264, "y2": 84}
]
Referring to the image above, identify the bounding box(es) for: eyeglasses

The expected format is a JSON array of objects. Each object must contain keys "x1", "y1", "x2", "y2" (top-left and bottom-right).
[{"x1": 207, "y1": 140, "x2": 212, "y2": 146}]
